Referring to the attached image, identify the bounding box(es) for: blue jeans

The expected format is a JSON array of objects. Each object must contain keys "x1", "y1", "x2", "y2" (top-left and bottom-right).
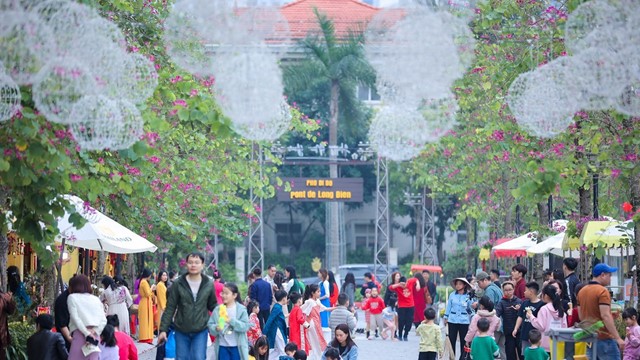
[
  {"x1": 218, "y1": 346, "x2": 241, "y2": 360},
  {"x1": 175, "y1": 329, "x2": 208, "y2": 360},
  {"x1": 587, "y1": 338, "x2": 620, "y2": 360}
]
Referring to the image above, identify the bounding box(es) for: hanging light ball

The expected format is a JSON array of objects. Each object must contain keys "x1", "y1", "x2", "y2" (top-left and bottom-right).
[
  {"x1": 69, "y1": 96, "x2": 123, "y2": 151},
  {"x1": 418, "y1": 94, "x2": 459, "y2": 143},
  {"x1": 507, "y1": 68, "x2": 577, "y2": 139},
  {"x1": 32, "y1": 58, "x2": 97, "y2": 125},
  {"x1": 368, "y1": 105, "x2": 426, "y2": 162},
  {"x1": 214, "y1": 47, "x2": 286, "y2": 134},
  {"x1": 615, "y1": 82, "x2": 640, "y2": 116},
  {"x1": 163, "y1": 0, "x2": 235, "y2": 76},
  {"x1": 564, "y1": 0, "x2": 625, "y2": 55},
  {"x1": 232, "y1": 99, "x2": 292, "y2": 141},
  {"x1": 116, "y1": 53, "x2": 158, "y2": 105},
  {"x1": 0, "y1": 10, "x2": 54, "y2": 85},
  {"x1": 0, "y1": 68, "x2": 21, "y2": 122},
  {"x1": 571, "y1": 47, "x2": 630, "y2": 99},
  {"x1": 366, "y1": 6, "x2": 473, "y2": 105},
  {"x1": 108, "y1": 100, "x2": 144, "y2": 150}
]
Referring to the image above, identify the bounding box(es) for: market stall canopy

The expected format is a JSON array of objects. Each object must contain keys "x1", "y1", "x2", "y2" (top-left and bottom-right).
[
  {"x1": 479, "y1": 237, "x2": 513, "y2": 260},
  {"x1": 492, "y1": 232, "x2": 538, "y2": 258},
  {"x1": 581, "y1": 220, "x2": 634, "y2": 248},
  {"x1": 527, "y1": 232, "x2": 565, "y2": 256},
  {"x1": 410, "y1": 264, "x2": 442, "y2": 274},
  {"x1": 57, "y1": 195, "x2": 157, "y2": 254}
]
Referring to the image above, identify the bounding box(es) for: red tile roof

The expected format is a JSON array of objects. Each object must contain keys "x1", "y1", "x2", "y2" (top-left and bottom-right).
[{"x1": 280, "y1": 0, "x2": 382, "y2": 39}]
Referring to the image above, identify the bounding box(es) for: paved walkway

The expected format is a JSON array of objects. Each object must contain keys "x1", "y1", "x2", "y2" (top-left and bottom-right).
[{"x1": 135, "y1": 309, "x2": 456, "y2": 359}]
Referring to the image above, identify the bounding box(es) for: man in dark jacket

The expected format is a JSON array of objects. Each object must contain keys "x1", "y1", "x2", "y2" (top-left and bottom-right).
[
  {"x1": 563, "y1": 257, "x2": 580, "y2": 305},
  {"x1": 158, "y1": 253, "x2": 217, "y2": 360},
  {"x1": 563, "y1": 257, "x2": 580, "y2": 360},
  {"x1": 27, "y1": 314, "x2": 68, "y2": 360},
  {"x1": 53, "y1": 286, "x2": 72, "y2": 349},
  {"x1": 249, "y1": 267, "x2": 273, "y2": 329},
  {"x1": 496, "y1": 282, "x2": 522, "y2": 360}
]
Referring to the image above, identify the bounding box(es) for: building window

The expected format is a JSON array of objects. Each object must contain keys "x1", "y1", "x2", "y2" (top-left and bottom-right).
[
  {"x1": 457, "y1": 230, "x2": 467, "y2": 243},
  {"x1": 356, "y1": 85, "x2": 381, "y2": 103},
  {"x1": 275, "y1": 223, "x2": 302, "y2": 251},
  {"x1": 353, "y1": 222, "x2": 376, "y2": 249}
]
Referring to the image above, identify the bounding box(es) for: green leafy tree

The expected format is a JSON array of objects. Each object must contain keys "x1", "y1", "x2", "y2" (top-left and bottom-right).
[{"x1": 283, "y1": 9, "x2": 376, "y2": 269}]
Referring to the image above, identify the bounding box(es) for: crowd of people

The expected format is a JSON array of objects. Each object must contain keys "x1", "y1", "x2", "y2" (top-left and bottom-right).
[
  {"x1": 437, "y1": 259, "x2": 637, "y2": 360},
  {"x1": 16, "y1": 252, "x2": 640, "y2": 360}
]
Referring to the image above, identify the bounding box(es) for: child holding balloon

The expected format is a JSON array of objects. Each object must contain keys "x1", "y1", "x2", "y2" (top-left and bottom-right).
[{"x1": 208, "y1": 283, "x2": 252, "y2": 360}]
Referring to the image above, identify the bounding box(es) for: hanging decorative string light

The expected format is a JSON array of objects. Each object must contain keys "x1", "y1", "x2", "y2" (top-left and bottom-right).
[
  {"x1": 368, "y1": 105, "x2": 427, "y2": 162},
  {"x1": 108, "y1": 100, "x2": 144, "y2": 150},
  {"x1": 69, "y1": 96, "x2": 123, "y2": 151},
  {"x1": 231, "y1": 99, "x2": 292, "y2": 141}
]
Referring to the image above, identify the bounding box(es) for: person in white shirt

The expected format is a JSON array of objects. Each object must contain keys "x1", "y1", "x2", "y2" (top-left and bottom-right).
[{"x1": 67, "y1": 275, "x2": 107, "y2": 360}]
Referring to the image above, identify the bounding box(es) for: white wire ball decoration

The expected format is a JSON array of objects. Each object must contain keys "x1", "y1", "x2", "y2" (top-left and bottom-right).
[
  {"x1": 76, "y1": 42, "x2": 133, "y2": 97},
  {"x1": 234, "y1": 5, "x2": 291, "y2": 53},
  {"x1": 0, "y1": 10, "x2": 55, "y2": 85},
  {"x1": 116, "y1": 53, "x2": 158, "y2": 105},
  {"x1": 419, "y1": 95, "x2": 459, "y2": 143},
  {"x1": 108, "y1": 101, "x2": 144, "y2": 150},
  {"x1": 163, "y1": 0, "x2": 235, "y2": 76},
  {"x1": 32, "y1": 0, "x2": 102, "y2": 57},
  {"x1": 231, "y1": 99, "x2": 292, "y2": 141},
  {"x1": 368, "y1": 105, "x2": 427, "y2": 162},
  {"x1": 564, "y1": 0, "x2": 625, "y2": 55},
  {"x1": 366, "y1": 7, "x2": 465, "y2": 105},
  {"x1": 214, "y1": 48, "x2": 286, "y2": 132},
  {"x1": 69, "y1": 96, "x2": 123, "y2": 151},
  {"x1": 32, "y1": 58, "x2": 97, "y2": 125},
  {"x1": 571, "y1": 47, "x2": 630, "y2": 99},
  {"x1": 507, "y1": 66, "x2": 577, "y2": 138},
  {"x1": 0, "y1": 69, "x2": 21, "y2": 121},
  {"x1": 615, "y1": 82, "x2": 640, "y2": 116}
]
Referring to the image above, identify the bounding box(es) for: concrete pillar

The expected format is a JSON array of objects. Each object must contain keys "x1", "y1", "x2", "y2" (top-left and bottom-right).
[{"x1": 235, "y1": 246, "x2": 245, "y2": 283}]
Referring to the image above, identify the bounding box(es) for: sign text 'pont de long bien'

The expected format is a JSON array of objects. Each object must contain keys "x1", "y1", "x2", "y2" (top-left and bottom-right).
[{"x1": 276, "y1": 178, "x2": 364, "y2": 202}]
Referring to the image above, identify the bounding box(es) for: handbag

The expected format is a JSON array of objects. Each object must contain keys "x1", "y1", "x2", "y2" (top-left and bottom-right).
[{"x1": 439, "y1": 336, "x2": 455, "y2": 360}]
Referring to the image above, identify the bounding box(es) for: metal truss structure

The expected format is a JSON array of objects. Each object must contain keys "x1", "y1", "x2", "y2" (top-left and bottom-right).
[
  {"x1": 421, "y1": 188, "x2": 437, "y2": 265},
  {"x1": 247, "y1": 145, "x2": 265, "y2": 275},
  {"x1": 373, "y1": 156, "x2": 390, "y2": 285}
]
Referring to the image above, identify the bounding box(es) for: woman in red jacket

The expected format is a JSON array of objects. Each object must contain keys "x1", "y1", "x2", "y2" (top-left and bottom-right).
[
  {"x1": 390, "y1": 275, "x2": 420, "y2": 341},
  {"x1": 328, "y1": 271, "x2": 339, "y2": 306}
]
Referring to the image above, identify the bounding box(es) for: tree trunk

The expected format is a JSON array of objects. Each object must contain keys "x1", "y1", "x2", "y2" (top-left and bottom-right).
[
  {"x1": 502, "y1": 172, "x2": 514, "y2": 234},
  {"x1": 575, "y1": 120, "x2": 592, "y2": 217},
  {"x1": 43, "y1": 265, "x2": 57, "y2": 305},
  {"x1": 327, "y1": 80, "x2": 340, "y2": 272},
  {"x1": 97, "y1": 251, "x2": 106, "y2": 281},
  {"x1": 126, "y1": 253, "x2": 135, "y2": 290},
  {"x1": 536, "y1": 202, "x2": 548, "y2": 226},
  {"x1": 621, "y1": 117, "x2": 640, "y2": 307},
  {"x1": 465, "y1": 217, "x2": 476, "y2": 271},
  {"x1": 0, "y1": 232, "x2": 8, "y2": 292}
]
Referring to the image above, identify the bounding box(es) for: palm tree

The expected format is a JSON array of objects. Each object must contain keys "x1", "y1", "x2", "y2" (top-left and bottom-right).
[{"x1": 284, "y1": 9, "x2": 376, "y2": 271}]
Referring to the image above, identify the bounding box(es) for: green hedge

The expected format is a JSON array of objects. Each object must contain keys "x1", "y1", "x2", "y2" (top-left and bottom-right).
[{"x1": 6, "y1": 321, "x2": 32, "y2": 360}]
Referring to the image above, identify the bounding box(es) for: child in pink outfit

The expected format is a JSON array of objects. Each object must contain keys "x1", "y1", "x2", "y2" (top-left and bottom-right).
[
  {"x1": 465, "y1": 295, "x2": 501, "y2": 346},
  {"x1": 528, "y1": 284, "x2": 567, "y2": 352},
  {"x1": 623, "y1": 307, "x2": 640, "y2": 360}
]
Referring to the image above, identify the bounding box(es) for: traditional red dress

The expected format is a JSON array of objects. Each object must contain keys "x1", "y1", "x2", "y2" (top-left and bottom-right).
[
  {"x1": 301, "y1": 299, "x2": 328, "y2": 360},
  {"x1": 288, "y1": 304, "x2": 307, "y2": 349}
]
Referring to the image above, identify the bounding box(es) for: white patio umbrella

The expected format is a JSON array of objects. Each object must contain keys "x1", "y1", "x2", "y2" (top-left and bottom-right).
[
  {"x1": 57, "y1": 195, "x2": 157, "y2": 254},
  {"x1": 527, "y1": 232, "x2": 565, "y2": 256},
  {"x1": 492, "y1": 231, "x2": 539, "y2": 257}
]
